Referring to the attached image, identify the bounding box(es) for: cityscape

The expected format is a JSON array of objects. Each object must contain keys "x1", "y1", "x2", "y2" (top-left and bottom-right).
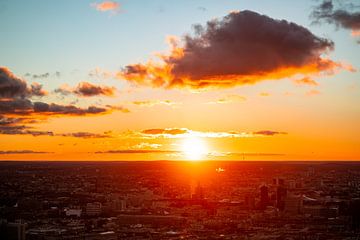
[{"x1": 1, "y1": 161, "x2": 360, "y2": 239}]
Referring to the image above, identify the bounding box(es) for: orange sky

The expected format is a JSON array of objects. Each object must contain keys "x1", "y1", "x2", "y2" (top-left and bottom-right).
[{"x1": 1, "y1": 1, "x2": 360, "y2": 161}]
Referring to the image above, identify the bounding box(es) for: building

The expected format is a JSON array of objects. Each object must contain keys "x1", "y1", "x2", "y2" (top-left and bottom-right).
[
  {"x1": 86, "y1": 202, "x2": 102, "y2": 216},
  {"x1": 260, "y1": 185, "x2": 269, "y2": 209},
  {"x1": 0, "y1": 220, "x2": 26, "y2": 240},
  {"x1": 284, "y1": 194, "x2": 303, "y2": 215}
]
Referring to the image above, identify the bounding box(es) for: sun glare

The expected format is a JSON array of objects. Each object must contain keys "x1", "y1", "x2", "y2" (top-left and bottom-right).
[{"x1": 181, "y1": 137, "x2": 208, "y2": 161}]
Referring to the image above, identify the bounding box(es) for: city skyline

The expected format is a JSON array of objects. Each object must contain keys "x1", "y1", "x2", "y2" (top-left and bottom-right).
[{"x1": 1, "y1": 0, "x2": 360, "y2": 161}]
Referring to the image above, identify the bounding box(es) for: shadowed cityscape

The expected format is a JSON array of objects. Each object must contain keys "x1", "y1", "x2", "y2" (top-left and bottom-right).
[{"x1": 1, "y1": 161, "x2": 360, "y2": 239}]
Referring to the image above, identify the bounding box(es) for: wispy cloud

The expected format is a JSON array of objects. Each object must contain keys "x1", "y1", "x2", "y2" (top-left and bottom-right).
[
  {"x1": 209, "y1": 94, "x2": 246, "y2": 104},
  {"x1": 0, "y1": 150, "x2": 51, "y2": 154},
  {"x1": 95, "y1": 149, "x2": 178, "y2": 154},
  {"x1": 139, "y1": 128, "x2": 287, "y2": 139},
  {"x1": 131, "y1": 100, "x2": 178, "y2": 107},
  {"x1": 293, "y1": 77, "x2": 319, "y2": 86},
  {"x1": 311, "y1": 0, "x2": 360, "y2": 43}
]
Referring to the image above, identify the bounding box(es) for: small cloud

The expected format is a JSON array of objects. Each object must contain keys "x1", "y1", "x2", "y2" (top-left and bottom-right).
[
  {"x1": 131, "y1": 142, "x2": 162, "y2": 149},
  {"x1": 293, "y1": 77, "x2": 319, "y2": 86},
  {"x1": 54, "y1": 82, "x2": 116, "y2": 97},
  {"x1": 197, "y1": 7, "x2": 207, "y2": 11},
  {"x1": 91, "y1": 1, "x2": 120, "y2": 14},
  {"x1": 74, "y1": 82, "x2": 116, "y2": 97},
  {"x1": 252, "y1": 130, "x2": 287, "y2": 136},
  {"x1": 30, "y1": 82, "x2": 48, "y2": 97},
  {"x1": 209, "y1": 94, "x2": 246, "y2": 104},
  {"x1": 131, "y1": 100, "x2": 178, "y2": 107},
  {"x1": 259, "y1": 92, "x2": 271, "y2": 97},
  {"x1": 306, "y1": 89, "x2": 321, "y2": 96},
  {"x1": 105, "y1": 105, "x2": 130, "y2": 113}
]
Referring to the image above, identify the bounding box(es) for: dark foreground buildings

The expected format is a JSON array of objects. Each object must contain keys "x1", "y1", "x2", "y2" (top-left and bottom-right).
[{"x1": 1, "y1": 161, "x2": 360, "y2": 239}]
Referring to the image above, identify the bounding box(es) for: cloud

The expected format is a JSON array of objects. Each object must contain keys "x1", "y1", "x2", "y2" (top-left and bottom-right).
[
  {"x1": 306, "y1": 89, "x2": 321, "y2": 96},
  {"x1": 91, "y1": 1, "x2": 120, "y2": 13},
  {"x1": 32, "y1": 73, "x2": 50, "y2": 79},
  {"x1": 0, "y1": 98, "x2": 109, "y2": 116},
  {"x1": 55, "y1": 82, "x2": 116, "y2": 97},
  {"x1": 33, "y1": 102, "x2": 108, "y2": 115},
  {"x1": 209, "y1": 94, "x2": 246, "y2": 104},
  {"x1": 252, "y1": 130, "x2": 287, "y2": 136},
  {"x1": 1, "y1": 67, "x2": 30, "y2": 98},
  {"x1": 294, "y1": 77, "x2": 319, "y2": 86},
  {"x1": 311, "y1": 0, "x2": 360, "y2": 42},
  {"x1": 0, "y1": 124, "x2": 54, "y2": 136},
  {"x1": 105, "y1": 105, "x2": 131, "y2": 113},
  {"x1": 73, "y1": 82, "x2": 115, "y2": 97},
  {"x1": 139, "y1": 128, "x2": 287, "y2": 138},
  {"x1": 131, "y1": 100, "x2": 177, "y2": 107},
  {"x1": 95, "y1": 149, "x2": 179, "y2": 154},
  {"x1": 118, "y1": 10, "x2": 344, "y2": 90},
  {"x1": 0, "y1": 150, "x2": 51, "y2": 154},
  {"x1": 59, "y1": 132, "x2": 111, "y2": 138},
  {"x1": 142, "y1": 128, "x2": 189, "y2": 135},
  {"x1": 259, "y1": 92, "x2": 271, "y2": 97},
  {"x1": 131, "y1": 142, "x2": 162, "y2": 149},
  {"x1": 30, "y1": 83, "x2": 48, "y2": 97}
]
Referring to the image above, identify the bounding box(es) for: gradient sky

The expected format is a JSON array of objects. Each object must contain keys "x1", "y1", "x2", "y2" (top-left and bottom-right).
[{"x1": 0, "y1": 0, "x2": 359, "y2": 160}]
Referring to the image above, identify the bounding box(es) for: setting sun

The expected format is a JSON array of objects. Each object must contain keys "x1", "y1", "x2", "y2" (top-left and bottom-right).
[{"x1": 181, "y1": 137, "x2": 208, "y2": 161}]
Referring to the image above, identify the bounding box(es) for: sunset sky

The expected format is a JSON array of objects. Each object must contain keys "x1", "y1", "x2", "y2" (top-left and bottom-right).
[{"x1": 1, "y1": 0, "x2": 359, "y2": 161}]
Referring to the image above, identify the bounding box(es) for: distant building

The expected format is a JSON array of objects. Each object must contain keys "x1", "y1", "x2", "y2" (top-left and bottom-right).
[
  {"x1": 260, "y1": 185, "x2": 269, "y2": 209},
  {"x1": 0, "y1": 220, "x2": 26, "y2": 240},
  {"x1": 65, "y1": 208, "x2": 82, "y2": 217},
  {"x1": 284, "y1": 194, "x2": 303, "y2": 215},
  {"x1": 276, "y1": 185, "x2": 287, "y2": 211},
  {"x1": 86, "y1": 202, "x2": 102, "y2": 216}
]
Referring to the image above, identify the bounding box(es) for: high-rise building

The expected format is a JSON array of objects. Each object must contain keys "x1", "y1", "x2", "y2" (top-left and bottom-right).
[
  {"x1": 260, "y1": 185, "x2": 269, "y2": 209},
  {"x1": 0, "y1": 220, "x2": 26, "y2": 240},
  {"x1": 86, "y1": 202, "x2": 102, "y2": 216},
  {"x1": 276, "y1": 185, "x2": 287, "y2": 211}
]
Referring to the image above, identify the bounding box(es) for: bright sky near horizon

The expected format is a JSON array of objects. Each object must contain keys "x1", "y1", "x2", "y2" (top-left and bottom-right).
[{"x1": 0, "y1": 0, "x2": 359, "y2": 160}]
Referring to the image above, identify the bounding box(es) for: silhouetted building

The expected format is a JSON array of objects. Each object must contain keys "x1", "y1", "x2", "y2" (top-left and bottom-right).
[
  {"x1": 260, "y1": 185, "x2": 269, "y2": 210},
  {"x1": 277, "y1": 186, "x2": 287, "y2": 211},
  {"x1": 86, "y1": 202, "x2": 102, "y2": 216},
  {"x1": 0, "y1": 220, "x2": 26, "y2": 240}
]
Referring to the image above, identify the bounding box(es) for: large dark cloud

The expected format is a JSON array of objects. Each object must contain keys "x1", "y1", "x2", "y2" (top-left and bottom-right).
[
  {"x1": 0, "y1": 67, "x2": 29, "y2": 98},
  {"x1": 120, "y1": 10, "x2": 340, "y2": 89},
  {"x1": 311, "y1": 0, "x2": 360, "y2": 42},
  {"x1": 0, "y1": 99, "x2": 108, "y2": 116},
  {"x1": 0, "y1": 67, "x2": 47, "y2": 98},
  {"x1": 33, "y1": 102, "x2": 107, "y2": 115}
]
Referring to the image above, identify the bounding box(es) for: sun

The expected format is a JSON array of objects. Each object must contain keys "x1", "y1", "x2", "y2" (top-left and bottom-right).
[{"x1": 181, "y1": 136, "x2": 208, "y2": 161}]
